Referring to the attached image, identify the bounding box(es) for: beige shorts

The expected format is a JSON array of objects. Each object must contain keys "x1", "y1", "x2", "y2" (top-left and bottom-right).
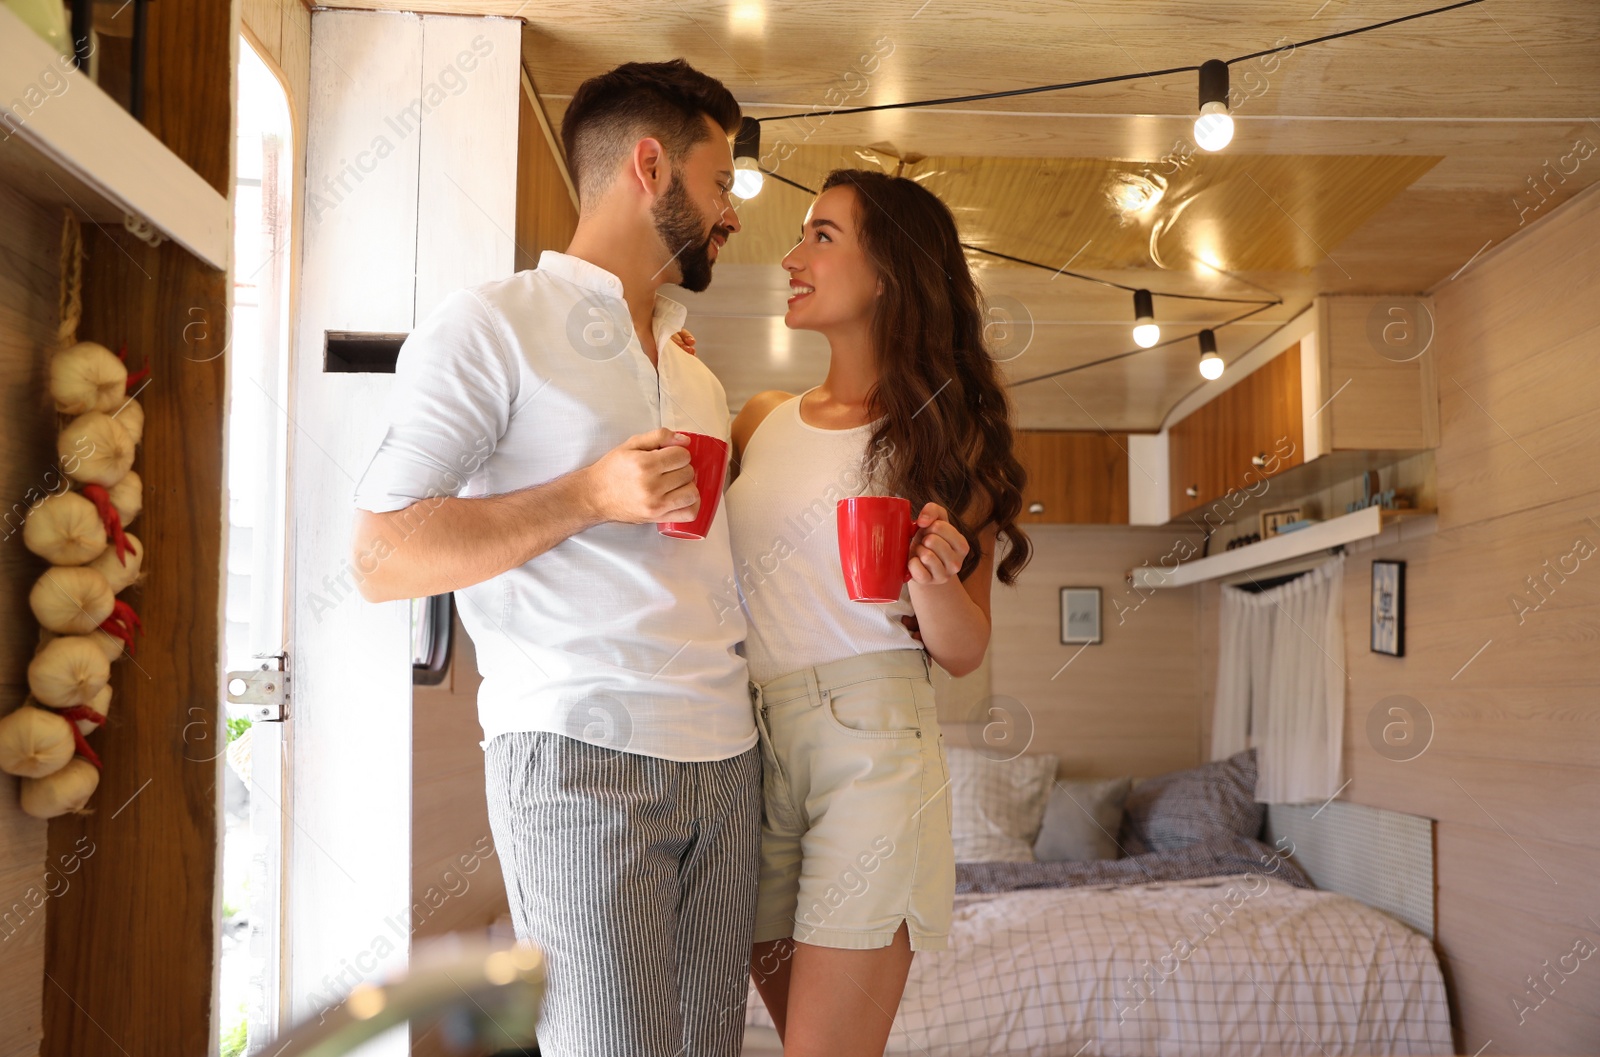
[{"x1": 750, "y1": 649, "x2": 954, "y2": 952}]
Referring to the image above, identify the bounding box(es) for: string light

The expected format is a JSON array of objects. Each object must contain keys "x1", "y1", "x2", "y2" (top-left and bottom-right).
[
  {"x1": 1198, "y1": 328, "x2": 1225, "y2": 379},
  {"x1": 961, "y1": 244, "x2": 1280, "y2": 385},
  {"x1": 1194, "y1": 59, "x2": 1234, "y2": 152},
  {"x1": 733, "y1": 117, "x2": 764, "y2": 199},
  {"x1": 1132, "y1": 289, "x2": 1160, "y2": 348},
  {"x1": 752, "y1": 1, "x2": 1487, "y2": 125}
]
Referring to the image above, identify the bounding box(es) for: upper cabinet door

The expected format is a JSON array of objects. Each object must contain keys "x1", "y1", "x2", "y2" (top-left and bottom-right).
[
  {"x1": 1167, "y1": 344, "x2": 1304, "y2": 519},
  {"x1": 1014, "y1": 430, "x2": 1130, "y2": 524}
]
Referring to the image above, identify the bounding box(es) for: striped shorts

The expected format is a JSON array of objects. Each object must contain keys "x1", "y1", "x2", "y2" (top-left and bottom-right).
[{"x1": 484, "y1": 730, "x2": 761, "y2": 1057}]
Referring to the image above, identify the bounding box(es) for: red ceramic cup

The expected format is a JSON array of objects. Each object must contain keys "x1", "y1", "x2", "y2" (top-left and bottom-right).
[
  {"x1": 836, "y1": 496, "x2": 918, "y2": 603},
  {"x1": 657, "y1": 432, "x2": 729, "y2": 540}
]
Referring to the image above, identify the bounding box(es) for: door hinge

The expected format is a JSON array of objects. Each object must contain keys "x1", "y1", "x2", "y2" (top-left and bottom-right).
[{"x1": 226, "y1": 652, "x2": 290, "y2": 722}]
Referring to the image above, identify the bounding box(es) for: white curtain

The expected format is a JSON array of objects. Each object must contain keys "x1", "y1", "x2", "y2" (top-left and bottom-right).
[{"x1": 1210, "y1": 554, "x2": 1345, "y2": 803}]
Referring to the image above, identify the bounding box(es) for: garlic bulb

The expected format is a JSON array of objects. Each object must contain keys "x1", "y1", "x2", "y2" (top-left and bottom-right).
[
  {"x1": 22, "y1": 491, "x2": 107, "y2": 565},
  {"x1": 29, "y1": 566, "x2": 115, "y2": 634},
  {"x1": 89, "y1": 533, "x2": 143, "y2": 593},
  {"x1": 39, "y1": 628, "x2": 124, "y2": 662},
  {"x1": 0, "y1": 705, "x2": 75, "y2": 778},
  {"x1": 59, "y1": 412, "x2": 135, "y2": 488},
  {"x1": 49, "y1": 341, "x2": 127, "y2": 415},
  {"x1": 20, "y1": 758, "x2": 100, "y2": 819},
  {"x1": 77, "y1": 686, "x2": 112, "y2": 736},
  {"x1": 110, "y1": 396, "x2": 144, "y2": 446},
  {"x1": 108, "y1": 471, "x2": 142, "y2": 527},
  {"x1": 27, "y1": 635, "x2": 110, "y2": 708}
]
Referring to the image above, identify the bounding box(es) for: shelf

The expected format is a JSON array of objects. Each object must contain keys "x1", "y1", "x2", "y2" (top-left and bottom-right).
[
  {"x1": 1131, "y1": 505, "x2": 1432, "y2": 589},
  {"x1": 1164, "y1": 448, "x2": 1425, "y2": 528},
  {"x1": 0, "y1": 5, "x2": 230, "y2": 270}
]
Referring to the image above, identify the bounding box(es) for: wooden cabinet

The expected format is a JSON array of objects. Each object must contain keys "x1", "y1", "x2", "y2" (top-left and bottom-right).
[
  {"x1": 1168, "y1": 344, "x2": 1305, "y2": 518},
  {"x1": 1314, "y1": 296, "x2": 1440, "y2": 452},
  {"x1": 1144, "y1": 297, "x2": 1439, "y2": 526},
  {"x1": 1014, "y1": 430, "x2": 1130, "y2": 524}
]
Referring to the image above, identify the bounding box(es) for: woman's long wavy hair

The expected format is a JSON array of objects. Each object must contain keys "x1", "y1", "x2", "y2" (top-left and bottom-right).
[{"x1": 821, "y1": 168, "x2": 1032, "y2": 584}]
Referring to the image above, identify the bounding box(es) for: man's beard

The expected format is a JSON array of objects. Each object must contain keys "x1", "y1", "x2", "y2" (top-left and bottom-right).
[{"x1": 652, "y1": 174, "x2": 722, "y2": 293}]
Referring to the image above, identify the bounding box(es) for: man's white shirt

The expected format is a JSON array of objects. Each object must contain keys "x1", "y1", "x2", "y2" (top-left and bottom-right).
[{"x1": 353, "y1": 251, "x2": 754, "y2": 761}]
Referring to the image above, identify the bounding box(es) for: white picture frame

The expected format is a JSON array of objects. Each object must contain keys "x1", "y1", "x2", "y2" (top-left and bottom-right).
[{"x1": 1060, "y1": 587, "x2": 1102, "y2": 645}]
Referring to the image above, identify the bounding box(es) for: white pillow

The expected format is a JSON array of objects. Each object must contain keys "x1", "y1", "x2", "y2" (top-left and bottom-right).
[{"x1": 946, "y1": 747, "x2": 1059, "y2": 862}]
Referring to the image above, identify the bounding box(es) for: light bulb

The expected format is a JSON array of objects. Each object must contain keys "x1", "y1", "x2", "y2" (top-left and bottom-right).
[
  {"x1": 1197, "y1": 328, "x2": 1224, "y2": 379},
  {"x1": 1194, "y1": 101, "x2": 1234, "y2": 152},
  {"x1": 1195, "y1": 60, "x2": 1233, "y2": 152},
  {"x1": 1131, "y1": 288, "x2": 1159, "y2": 348},
  {"x1": 732, "y1": 117, "x2": 764, "y2": 198},
  {"x1": 733, "y1": 161, "x2": 764, "y2": 199}
]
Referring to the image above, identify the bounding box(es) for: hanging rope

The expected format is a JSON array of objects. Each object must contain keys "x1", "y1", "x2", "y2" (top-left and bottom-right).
[{"x1": 56, "y1": 209, "x2": 84, "y2": 351}]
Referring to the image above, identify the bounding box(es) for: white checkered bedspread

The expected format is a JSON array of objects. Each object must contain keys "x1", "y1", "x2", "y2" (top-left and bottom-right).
[{"x1": 743, "y1": 875, "x2": 1453, "y2": 1056}]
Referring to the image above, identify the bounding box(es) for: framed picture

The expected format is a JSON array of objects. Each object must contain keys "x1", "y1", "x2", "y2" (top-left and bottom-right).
[
  {"x1": 1060, "y1": 587, "x2": 1102, "y2": 645},
  {"x1": 1371, "y1": 560, "x2": 1405, "y2": 657},
  {"x1": 1260, "y1": 506, "x2": 1303, "y2": 538}
]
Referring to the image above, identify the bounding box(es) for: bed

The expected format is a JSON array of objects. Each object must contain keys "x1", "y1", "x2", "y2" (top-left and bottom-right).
[{"x1": 740, "y1": 751, "x2": 1454, "y2": 1056}]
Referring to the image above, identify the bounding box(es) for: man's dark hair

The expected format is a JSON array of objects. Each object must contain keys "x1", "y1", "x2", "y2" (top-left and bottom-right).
[{"x1": 561, "y1": 60, "x2": 741, "y2": 204}]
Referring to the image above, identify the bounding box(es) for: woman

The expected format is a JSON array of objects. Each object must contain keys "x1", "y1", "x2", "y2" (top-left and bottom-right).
[{"x1": 725, "y1": 168, "x2": 1032, "y2": 1057}]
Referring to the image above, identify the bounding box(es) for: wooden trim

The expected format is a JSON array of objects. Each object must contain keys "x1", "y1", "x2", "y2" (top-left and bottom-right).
[{"x1": 519, "y1": 65, "x2": 578, "y2": 214}]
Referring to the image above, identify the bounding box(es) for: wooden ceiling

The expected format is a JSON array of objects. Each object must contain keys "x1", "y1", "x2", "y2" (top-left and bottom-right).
[{"x1": 317, "y1": 0, "x2": 1600, "y2": 428}]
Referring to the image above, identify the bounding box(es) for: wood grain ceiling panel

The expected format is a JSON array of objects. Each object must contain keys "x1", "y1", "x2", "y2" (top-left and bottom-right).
[
  {"x1": 319, "y1": 1, "x2": 1599, "y2": 123},
  {"x1": 715, "y1": 146, "x2": 1440, "y2": 275},
  {"x1": 308, "y1": 0, "x2": 1600, "y2": 430}
]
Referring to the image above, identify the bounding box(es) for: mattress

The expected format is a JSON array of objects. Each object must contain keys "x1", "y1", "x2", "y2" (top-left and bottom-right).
[{"x1": 742, "y1": 874, "x2": 1454, "y2": 1056}]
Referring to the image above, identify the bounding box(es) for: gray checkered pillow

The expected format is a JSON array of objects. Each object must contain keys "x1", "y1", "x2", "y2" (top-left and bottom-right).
[
  {"x1": 947, "y1": 748, "x2": 1059, "y2": 863},
  {"x1": 1118, "y1": 749, "x2": 1263, "y2": 855}
]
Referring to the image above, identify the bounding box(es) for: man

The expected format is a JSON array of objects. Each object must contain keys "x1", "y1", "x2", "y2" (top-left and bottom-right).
[{"x1": 351, "y1": 60, "x2": 756, "y2": 1057}]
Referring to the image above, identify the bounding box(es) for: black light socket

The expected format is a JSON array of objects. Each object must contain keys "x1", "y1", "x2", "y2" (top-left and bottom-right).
[
  {"x1": 735, "y1": 117, "x2": 761, "y2": 161},
  {"x1": 1199, "y1": 59, "x2": 1230, "y2": 109},
  {"x1": 1133, "y1": 288, "x2": 1155, "y2": 322}
]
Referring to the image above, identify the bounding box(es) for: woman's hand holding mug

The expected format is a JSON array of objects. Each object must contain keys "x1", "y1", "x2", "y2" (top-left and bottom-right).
[{"x1": 908, "y1": 502, "x2": 968, "y2": 586}]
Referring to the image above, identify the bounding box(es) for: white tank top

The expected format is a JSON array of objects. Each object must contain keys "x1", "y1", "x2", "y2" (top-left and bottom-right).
[{"x1": 726, "y1": 391, "x2": 919, "y2": 684}]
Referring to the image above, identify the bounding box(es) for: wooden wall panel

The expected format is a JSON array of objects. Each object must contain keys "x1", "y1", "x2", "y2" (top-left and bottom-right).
[
  {"x1": 988, "y1": 525, "x2": 1204, "y2": 781},
  {"x1": 1199, "y1": 184, "x2": 1600, "y2": 1055},
  {"x1": 411, "y1": 616, "x2": 508, "y2": 934},
  {"x1": 37, "y1": 0, "x2": 234, "y2": 1052},
  {"x1": 410, "y1": 614, "x2": 510, "y2": 1057},
  {"x1": 513, "y1": 75, "x2": 578, "y2": 273},
  {"x1": 1013, "y1": 430, "x2": 1129, "y2": 525},
  {"x1": 0, "y1": 184, "x2": 66, "y2": 1057}
]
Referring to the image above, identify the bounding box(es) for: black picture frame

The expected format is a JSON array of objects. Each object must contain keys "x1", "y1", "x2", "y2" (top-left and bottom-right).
[
  {"x1": 1060, "y1": 587, "x2": 1103, "y2": 645},
  {"x1": 1371, "y1": 560, "x2": 1405, "y2": 657}
]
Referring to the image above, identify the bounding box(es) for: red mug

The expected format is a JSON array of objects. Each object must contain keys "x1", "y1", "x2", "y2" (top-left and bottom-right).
[
  {"x1": 836, "y1": 496, "x2": 917, "y2": 603},
  {"x1": 657, "y1": 432, "x2": 728, "y2": 540}
]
